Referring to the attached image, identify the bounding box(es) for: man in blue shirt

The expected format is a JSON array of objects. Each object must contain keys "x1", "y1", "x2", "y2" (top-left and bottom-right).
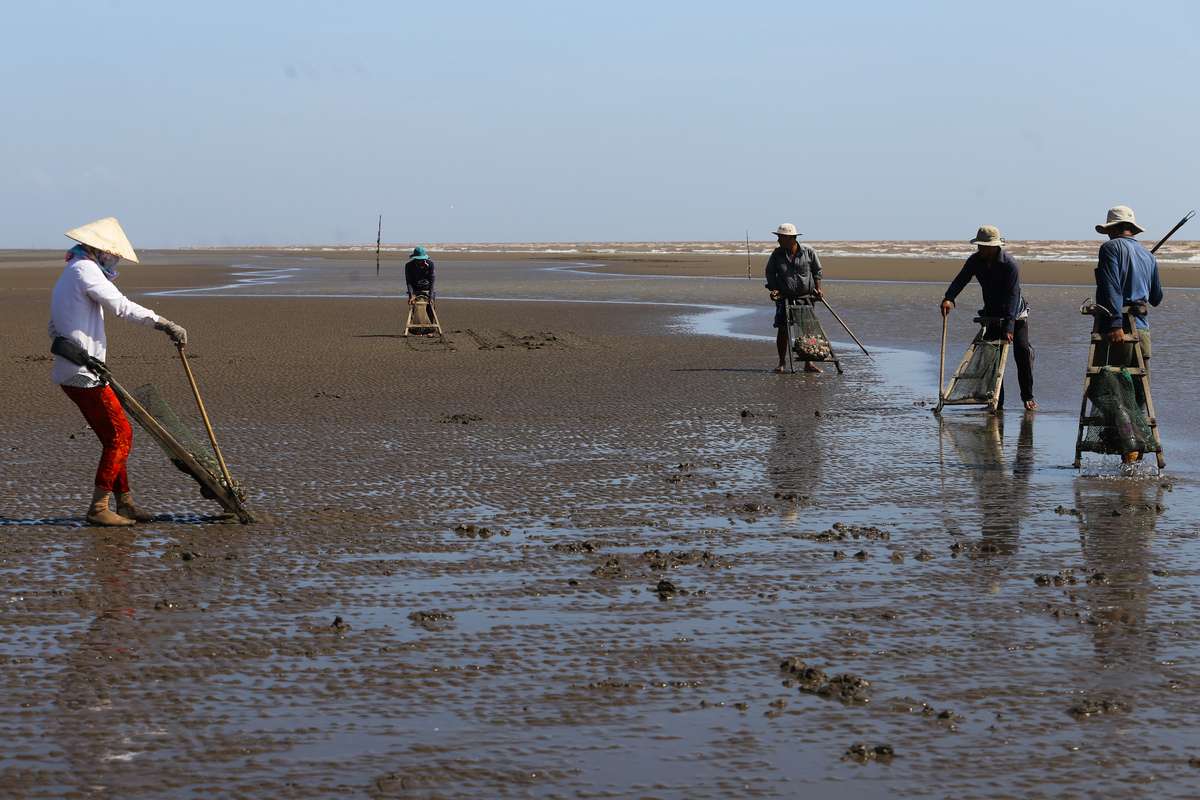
[
  {"x1": 940, "y1": 225, "x2": 1036, "y2": 410},
  {"x1": 1092, "y1": 205, "x2": 1163, "y2": 465},
  {"x1": 1093, "y1": 205, "x2": 1163, "y2": 367}
]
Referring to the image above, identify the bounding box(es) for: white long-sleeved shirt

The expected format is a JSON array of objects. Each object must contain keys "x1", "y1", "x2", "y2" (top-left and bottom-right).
[{"x1": 48, "y1": 255, "x2": 160, "y2": 386}]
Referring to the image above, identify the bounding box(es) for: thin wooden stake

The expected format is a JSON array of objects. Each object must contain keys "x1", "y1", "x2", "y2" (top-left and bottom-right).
[
  {"x1": 745, "y1": 230, "x2": 752, "y2": 280},
  {"x1": 376, "y1": 214, "x2": 382, "y2": 277}
]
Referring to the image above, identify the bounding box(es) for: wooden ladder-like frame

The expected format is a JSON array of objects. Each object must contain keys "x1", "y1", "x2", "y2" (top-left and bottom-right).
[
  {"x1": 403, "y1": 297, "x2": 444, "y2": 339},
  {"x1": 934, "y1": 316, "x2": 1010, "y2": 416},
  {"x1": 1072, "y1": 306, "x2": 1164, "y2": 469}
]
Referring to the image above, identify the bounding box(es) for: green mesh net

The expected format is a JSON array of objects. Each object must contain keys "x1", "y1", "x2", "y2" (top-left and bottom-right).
[
  {"x1": 127, "y1": 383, "x2": 226, "y2": 489},
  {"x1": 946, "y1": 338, "x2": 1004, "y2": 402},
  {"x1": 1083, "y1": 369, "x2": 1156, "y2": 455},
  {"x1": 788, "y1": 303, "x2": 832, "y2": 361}
]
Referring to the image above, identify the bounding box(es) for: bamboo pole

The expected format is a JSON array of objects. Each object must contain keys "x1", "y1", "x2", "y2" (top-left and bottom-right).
[
  {"x1": 819, "y1": 298, "x2": 872, "y2": 358},
  {"x1": 938, "y1": 313, "x2": 948, "y2": 403},
  {"x1": 176, "y1": 344, "x2": 236, "y2": 494},
  {"x1": 376, "y1": 214, "x2": 382, "y2": 276},
  {"x1": 745, "y1": 230, "x2": 751, "y2": 280},
  {"x1": 1150, "y1": 210, "x2": 1194, "y2": 254}
]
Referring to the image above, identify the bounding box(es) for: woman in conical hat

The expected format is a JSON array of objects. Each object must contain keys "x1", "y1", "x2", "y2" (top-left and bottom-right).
[{"x1": 50, "y1": 217, "x2": 189, "y2": 526}]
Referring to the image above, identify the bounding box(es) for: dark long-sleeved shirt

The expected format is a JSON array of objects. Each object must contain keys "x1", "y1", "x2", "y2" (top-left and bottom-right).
[
  {"x1": 944, "y1": 251, "x2": 1026, "y2": 334},
  {"x1": 405, "y1": 258, "x2": 435, "y2": 298},
  {"x1": 1095, "y1": 237, "x2": 1162, "y2": 330},
  {"x1": 764, "y1": 245, "x2": 822, "y2": 300}
]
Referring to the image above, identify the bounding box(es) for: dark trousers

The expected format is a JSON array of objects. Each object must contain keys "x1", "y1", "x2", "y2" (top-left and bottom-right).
[{"x1": 984, "y1": 318, "x2": 1035, "y2": 405}]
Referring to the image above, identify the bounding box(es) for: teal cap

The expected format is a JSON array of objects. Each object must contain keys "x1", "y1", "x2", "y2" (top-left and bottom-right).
[{"x1": 410, "y1": 246, "x2": 429, "y2": 260}]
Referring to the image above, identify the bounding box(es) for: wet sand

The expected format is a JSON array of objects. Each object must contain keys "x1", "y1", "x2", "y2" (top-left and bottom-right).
[{"x1": 2, "y1": 249, "x2": 1200, "y2": 798}]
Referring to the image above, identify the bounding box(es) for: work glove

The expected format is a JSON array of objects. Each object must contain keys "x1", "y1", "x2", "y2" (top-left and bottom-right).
[{"x1": 156, "y1": 318, "x2": 188, "y2": 346}]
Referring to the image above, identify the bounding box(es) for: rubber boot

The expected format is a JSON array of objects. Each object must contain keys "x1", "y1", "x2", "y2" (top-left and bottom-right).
[
  {"x1": 87, "y1": 489, "x2": 135, "y2": 527},
  {"x1": 115, "y1": 492, "x2": 153, "y2": 523}
]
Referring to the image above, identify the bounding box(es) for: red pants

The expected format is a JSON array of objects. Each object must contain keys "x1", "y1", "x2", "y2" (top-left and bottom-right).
[{"x1": 61, "y1": 385, "x2": 132, "y2": 494}]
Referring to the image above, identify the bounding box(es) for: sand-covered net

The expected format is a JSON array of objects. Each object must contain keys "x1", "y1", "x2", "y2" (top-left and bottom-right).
[
  {"x1": 946, "y1": 339, "x2": 1003, "y2": 402},
  {"x1": 410, "y1": 296, "x2": 434, "y2": 327},
  {"x1": 128, "y1": 383, "x2": 222, "y2": 479}
]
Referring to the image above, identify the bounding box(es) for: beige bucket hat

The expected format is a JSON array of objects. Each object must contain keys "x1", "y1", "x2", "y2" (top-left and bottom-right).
[
  {"x1": 65, "y1": 217, "x2": 139, "y2": 263},
  {"x1": 773, "y1": 223, "x2": 801, "y2": 237},
  {"x1": 969, "y1": 225, "x2": 1005, "y2": 247},
  {"x1": 1095, "y1": 205, "x2": 1144, "y2": 235}
]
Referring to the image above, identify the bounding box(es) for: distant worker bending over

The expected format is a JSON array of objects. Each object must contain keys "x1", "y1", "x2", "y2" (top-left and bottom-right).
[
  {"x1": 765, "y1": 223, "x2": 824, "y2": 373},
  {"x1": 49, "y1": 218, "x2": 188, "y2": 526},
  {"x1": 405, "y1": 246, "x2": 435, "y2": 304},
  {"x1": 941, "y1": 225, "x2": 1037, "y2": 410}
]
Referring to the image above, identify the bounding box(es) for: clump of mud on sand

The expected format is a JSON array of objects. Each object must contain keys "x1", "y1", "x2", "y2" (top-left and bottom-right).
[
  {"x1": 844, "y1": 743, "x2": 895, "y2": 763},
  {"x1": 409, "y1": 610, "x2": 455, "y2": 631},
  {"x1": 1069, "y1": 695, "x2": 1132, "y2": 719},
  {"x1": 779, "y1": 657, "x2": 871, "y2": 704}
]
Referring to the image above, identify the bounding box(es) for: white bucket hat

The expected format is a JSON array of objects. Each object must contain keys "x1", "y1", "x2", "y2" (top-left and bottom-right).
[
  {"x1": 1095, "y1": 205, "x2": 1144, "y2": 235},
  {"x1": 773, "y1": 223, "x2": 801, "y2": 237},
  {"x1": 969, "y1": 225, "x2": 1005, "y2": 247},
  {"x1": 65, "y1": 217, "x2": 139, "y2": 263}
]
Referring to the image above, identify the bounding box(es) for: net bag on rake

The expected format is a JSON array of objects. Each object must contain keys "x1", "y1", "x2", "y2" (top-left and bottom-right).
[
  {"x1": 1083, "y1": 368, "x2": 1155, "y2": 456},
  {"x1": 790, "y1": 303, "x2": 833, "y2": 361}
]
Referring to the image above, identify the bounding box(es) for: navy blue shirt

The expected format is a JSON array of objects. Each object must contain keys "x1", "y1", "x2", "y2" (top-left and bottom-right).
[
  {"x1": 405, "y1": 258, "x2": 435, "y2": 298},
  {"x1": 943, "y1": 250, "x2": 1026, "y2": 334}
]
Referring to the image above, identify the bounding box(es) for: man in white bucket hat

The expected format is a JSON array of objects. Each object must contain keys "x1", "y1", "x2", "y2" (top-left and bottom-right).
[
  {"x1": 1091, "y1": 205, "x2": 1163, "y2": 464},
  {"x1": 940, "y1": 225, "x2": 1037, "y2": 410},
  {"x1": 49, "y1": 217, "x2": 189, "y2": 526},
  {"x1": 1093, "y1": 205, "x2": 1162, "y2": 346},
  {"x1": 764, "y1": 223, "x2": 824, "y2": 373}
]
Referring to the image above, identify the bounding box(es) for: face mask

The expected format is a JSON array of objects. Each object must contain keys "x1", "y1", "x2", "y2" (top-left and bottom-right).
[{"x1": 97, "y1": 252, "x2": 120, "y2": 279}]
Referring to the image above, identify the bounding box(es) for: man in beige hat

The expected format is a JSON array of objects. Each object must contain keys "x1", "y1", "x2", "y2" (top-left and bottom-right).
[
  {"x1": 49, "y1": 217, "x2": 189, "y2": 526},
  {"x1": 1092, "y1": 205, "x2": 1163, "y2": 463},
  {"x1": 941, "y1": 225, "x2": 1037, "y2": 410},
  {"x1": 765, "y1": 223, "x2": 824, "y2": 373}
]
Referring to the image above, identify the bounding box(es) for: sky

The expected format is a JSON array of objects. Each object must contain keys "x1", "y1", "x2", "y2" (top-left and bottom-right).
[{"x1": 2, "y1": 0, "x2": 1197, "y2": 246}]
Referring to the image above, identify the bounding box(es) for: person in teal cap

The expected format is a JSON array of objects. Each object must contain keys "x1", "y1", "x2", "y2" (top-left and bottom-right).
[{"x1": 405, "y1": 246, "x2": 435, "y2": 304}]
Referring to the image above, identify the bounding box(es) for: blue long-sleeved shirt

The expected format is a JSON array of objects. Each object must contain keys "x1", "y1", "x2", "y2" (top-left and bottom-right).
[
  {"x1": 943, "y1": 250, "x2": 1026, "y2": 334},
  {"x1": 1095, "y1": 237, "x2": 1162, "y2": 330}
]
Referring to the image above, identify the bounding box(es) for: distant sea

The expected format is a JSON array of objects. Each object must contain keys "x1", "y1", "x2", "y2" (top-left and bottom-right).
[{"x1": 265, "y1": 241, "x2": 1200, "y2": 265}]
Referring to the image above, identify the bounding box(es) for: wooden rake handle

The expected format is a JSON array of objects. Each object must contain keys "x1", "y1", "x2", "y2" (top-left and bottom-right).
[
  {"x1": 177, "y1": 343, "x2": 237, "y2": 492},
  {"x1": 939, "y1": 313, "x2": 948, "y2": 401}
]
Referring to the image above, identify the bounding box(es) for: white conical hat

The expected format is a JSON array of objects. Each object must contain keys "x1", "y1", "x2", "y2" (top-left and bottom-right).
[{"x1": 64, "y1": 217, "x2": 139, "y2": 263}]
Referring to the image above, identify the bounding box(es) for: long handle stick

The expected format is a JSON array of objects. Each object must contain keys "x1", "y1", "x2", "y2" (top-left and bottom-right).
[
  {"x1": 1150, "y1": 210, "x2": 1194, "y2": 254},
  {"x1": 938, "y1": 313, "x2": 947, "y2": 400},
  {"x1": 177, "y1": 344, "x2": 236, "y2": 492},
  {"x1": 819, "y1": 298, "x2": 872, "y2": 358},
  {"x1": 376, "y1": 214, "x2": 382, "y2": 276}
]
